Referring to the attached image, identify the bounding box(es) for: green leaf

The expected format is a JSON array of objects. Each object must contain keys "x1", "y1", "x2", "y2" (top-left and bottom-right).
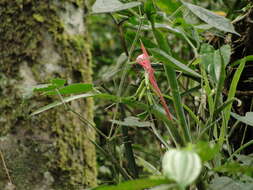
[
  {"x1": 150, "y1": 48, "x2": 201, "y2": 78},
  {"x1": 92, "y1": 178, "x2": 170, "y2": 190},
  {"x1": 92, "y1": 0, "x2": 141, "y2": 14},
  {"x1": 144, "y1": 0, "x2": 156, "y2": 22},
  {"x1": 214, "y1": 98, "x2": 235, "y2": 118},
  {"x1": 150, "y1": 28, "x2": 191, "y2": 144},
  {"x1": 33, "y1": 14, "x2": 45, "y2": 23},
  {"x1": 200, "y1": 44, "x2": 231, "y2": 82},
  {"x1": 110, "y1": 116, "x2": 152, "y2": 127},
  {"x1": 30, "y1": 93, "x2": 98, "y2": 116},
  {"x1": 33, "y1": 84, "x2": 56, "y2": 92},
  {"x1": 31, "y1": 92, "x2": 121, "y2": 116},
  {"x1": 231, "y1": 112, "x2": 253, "y2": 127},
  {"x1": 209, "y1": 177, "x2": 253, "y2": 190},
  {"x1": 51, "y1": 78, "x2": 66, "y2": 87},
  {"x1": 155, "y1": 0, "x2": 181, "y2": 14},
  {"x1": 213, "y1": 45, "x2": 231, "y2": 81},
  {"x1": 183, "y1": 2, "x2": 239, "y2": 35},
  {"x1": 236, "y1": 154, "x2": 253, "y2": 166},
  {"x1": 140, "y1": 23, "x2": 181, "y2": 35},
  {"x1": 100, "y1": 53, "x2": 127, "y2": 81},
  {"x1": 163, "y1": 64, "x2": 191, "y2": 143},
  {"x1": 152, "y1": 29, "x2": 171, "y2": 55},
  {"x1": 136, "y1": 156, "x2": 161, "y2": 175},
  {"x1": 214, "y1": 162, "x2": 253, "y2": 176},
  {"x1": 224, "y1": 57, "x2": 252, "y2": 118},
  {"x1": 33, "y1": 78, "x2": 66, "y2": 92},
  {"x1": 213, "y1": 48, "x2": 226, "y2": 118},
  {"x1": 123, "y1": 99, "x2": 184, "y2": 146},
  {"x1": 194, "y1": 141, "x2": 219, "y2": 162},
  {"x1": 45, "y1": 83, "x2": 93, "y2": 95},
  {"x1": 220, "y1": 57, "x2": 249, "y2": 146},
  {"x1": 95, "y1": 93, "x2": 120, "y2": 101}
]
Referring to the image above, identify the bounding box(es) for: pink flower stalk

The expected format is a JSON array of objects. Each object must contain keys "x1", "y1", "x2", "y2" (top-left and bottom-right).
[{"x1": 136, "y1": 43, "x2": 173, "y2": 120}]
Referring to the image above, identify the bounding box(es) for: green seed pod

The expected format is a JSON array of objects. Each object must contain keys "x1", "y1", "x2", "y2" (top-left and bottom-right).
[{"x1": 162, "y1": 149, "x2": 202, "y2": 187}]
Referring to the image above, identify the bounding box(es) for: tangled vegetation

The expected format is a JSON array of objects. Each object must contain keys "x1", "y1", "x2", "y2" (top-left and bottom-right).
[{"x1": 29, "y1": 0, "x2": 253, "y2": 189}]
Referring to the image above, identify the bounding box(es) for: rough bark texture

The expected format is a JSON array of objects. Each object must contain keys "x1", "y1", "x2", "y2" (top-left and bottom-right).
[{"x1": 0, "y1": 0, "x2": 97, "y2": 189}]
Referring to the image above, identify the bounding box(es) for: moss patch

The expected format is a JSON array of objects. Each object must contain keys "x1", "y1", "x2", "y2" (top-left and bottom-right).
[{"x1": 0, "y1": 0, "x2": 96, "y2": 189}]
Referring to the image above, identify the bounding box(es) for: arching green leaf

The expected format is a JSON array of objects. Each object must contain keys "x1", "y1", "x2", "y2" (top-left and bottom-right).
[
  {"x1": 183, "y1": 2, "x2": 239, "y2": 35},
  {"x1": 92, "y1": 0, "x2": 141, "y2": 14}
]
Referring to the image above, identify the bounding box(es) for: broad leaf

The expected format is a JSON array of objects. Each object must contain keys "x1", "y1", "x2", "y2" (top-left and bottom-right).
[
  {"x1": 213, "y1": 45, "x2": 231, "y2": 81},
  {"x1": 209, "y1": 177, "x2": 253, "y2": 190},
  {"x1": 194, "y1": 141, "x2": 219, "y2": 162},
  {"x1": 231, "y1": 112, "x2": 253, "y2": 127},
  {"x1": 183, "y1": 2, "x2": 239, "y2": 35},
  {"x1": 92, "y1": 0, "x2": 141, "y2": 14},
  {"x1": 200, "y1": 44, "x2": 231, "y2": 82}
]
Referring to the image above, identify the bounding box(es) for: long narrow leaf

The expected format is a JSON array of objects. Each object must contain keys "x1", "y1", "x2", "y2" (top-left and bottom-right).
[
  {"x1": 214, "y1": 98, "x2": 235, "y2": 118},
  {"x1": 45, "y1": 83, "x2": 93, "y2": 95},
  {"x1": 150, "y1": 28, "x2": 192, "y2": 144},
  {"x1": 92, "y1": 178, "x2": 170, "y2": 190},
  {"x1": 163, "y1": 94, "x2": 202, "y2": 127},
  {"x1": 219, "y1": 57, "x2": 248, "y2": 146},
  {"x1": 31, "y1": 93, "x2": 119, "y2": 116},
  {"x1": 31, "y1": 91, "x2": 185, "y2": 145},
  {"x1": 123, "y1": 99, "x2": 185, "y2": 146},
  {"x1": 150, "y1": 48, "x2": 201, "y2": 78},
  {"x1": 164, "y1": 64, "x2": 191, "y2": 143},
  {"x1": 213, "y1": 49, "x2": 226, "y2": 118}
]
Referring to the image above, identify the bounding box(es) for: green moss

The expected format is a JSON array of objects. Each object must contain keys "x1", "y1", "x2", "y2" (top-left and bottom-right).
[
  {"x1": 33, "y1": 13, "x2": 45, "y2": 23},
  {"x1": 0, "y1": 0, "x2": 96, "y2": 189}
]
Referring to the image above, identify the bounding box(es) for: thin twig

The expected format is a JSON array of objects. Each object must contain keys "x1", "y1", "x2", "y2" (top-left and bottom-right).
[
  {"x1": 55, "y1": 89, "x2": 108, "y2": 139},
  {"x1": 120, "y1": 104, "x2": 139, "y2": 178},
  {"x1": 0, "y1": 149, "x2": 13, "y2": 184},
  {"x1": 108, "y1": 16, "x2": 144, "y2": 139}
]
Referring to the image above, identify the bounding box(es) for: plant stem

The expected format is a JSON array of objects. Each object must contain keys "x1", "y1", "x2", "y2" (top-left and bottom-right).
[
  {"x1": 227, "y1": 139, "x2": 253, "y2": 162},
  {"x1": 120, "y1": 104, "x2": 139, "y2": 178},
  {"x1": 55, "y1": 89, "x2": 108, "y2": 139},
  {"x1": 88, "y1": 137, "x2": 132, "y2": 180},
  {"x1": 150, "y1": 22, "x2": 191, "y2": 144},
  {"x1": 0, "y1": 149, "x2": 13, "y2": 185},
  {"x1": 108, "y1": 17, "x2": 143, "y2": 139}
]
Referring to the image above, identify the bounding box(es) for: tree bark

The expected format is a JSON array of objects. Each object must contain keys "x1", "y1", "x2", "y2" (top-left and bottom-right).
[{"x1": 0, "y1": 0, "x2": 97, "y2": 189}]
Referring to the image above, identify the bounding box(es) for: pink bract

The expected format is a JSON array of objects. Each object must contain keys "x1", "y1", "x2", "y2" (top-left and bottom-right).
[{"x1": 136, "y1": 43, "x2": 173, "y2": 120}]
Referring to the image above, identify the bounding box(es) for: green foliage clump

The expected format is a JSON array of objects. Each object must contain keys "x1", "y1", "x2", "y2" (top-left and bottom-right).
[{"x1": 30, "y1": 0, "x2": 253, "y2": 189}]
